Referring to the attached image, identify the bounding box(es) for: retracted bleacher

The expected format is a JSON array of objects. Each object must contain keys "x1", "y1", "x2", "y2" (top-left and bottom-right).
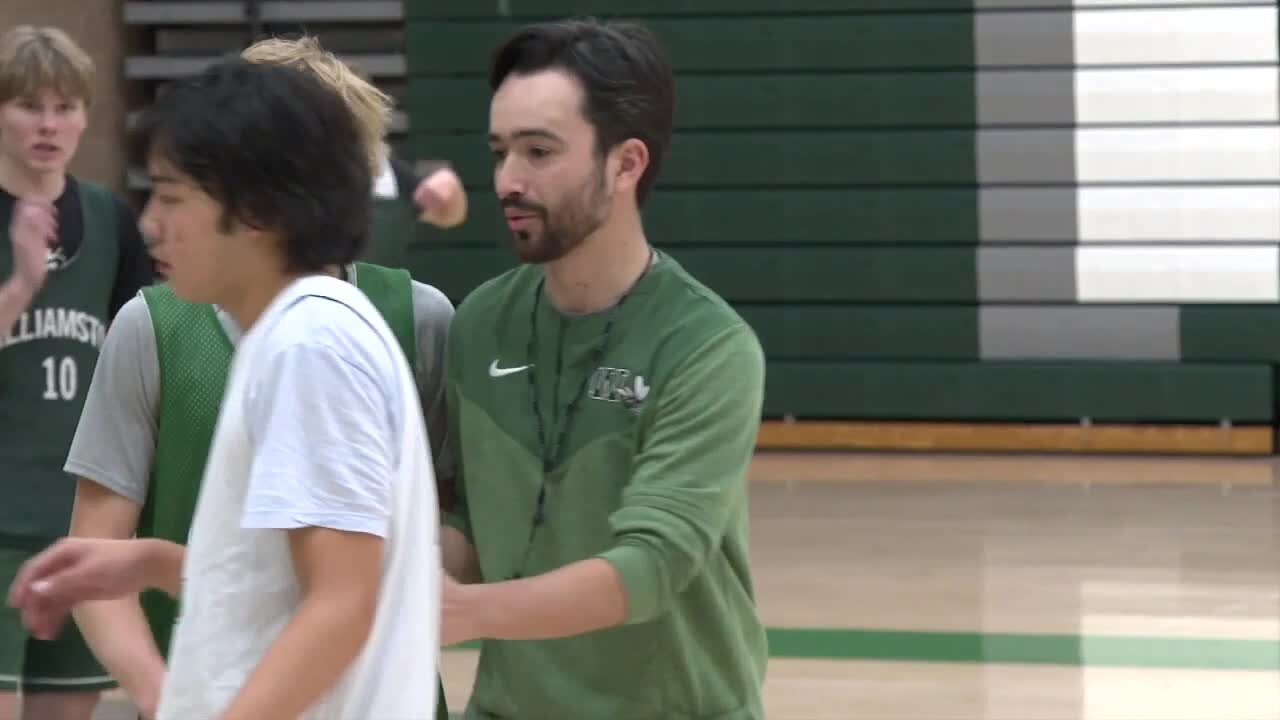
[{"x1": 121, "y1": 0, "x2": 410, "y2": 194}]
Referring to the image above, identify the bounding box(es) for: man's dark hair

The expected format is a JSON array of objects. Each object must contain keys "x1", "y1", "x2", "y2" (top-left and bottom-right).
[
  {"x1": 133, "y1": 59, "x2": 371, "y2": 272},
  {"x1": 489, "y1": 18, "x2": 675, "y2": 206}
]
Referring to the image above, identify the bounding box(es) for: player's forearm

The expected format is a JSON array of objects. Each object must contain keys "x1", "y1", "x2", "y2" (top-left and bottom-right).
[
  {"x1": 0, "y1": 277, "x2": 35, "y2": 338},
  {"x1": 139, "y1": 538, "x2": 185, "y2": 598},
  {"x1": 218, "y1": 589, "x2": 377, "y2": 720},
  {"x1": 459, "y1": 558, "x2": 627, "y2": 641},
  {"x1": 441, "y1": 524, "x2": 480, "y2": 583},
  {"x1": 73, "y1": 598, "x2": 167, "y2": 716}
]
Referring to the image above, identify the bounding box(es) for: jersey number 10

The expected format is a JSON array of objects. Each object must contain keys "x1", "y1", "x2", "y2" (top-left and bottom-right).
[{"x1": 42, "y1": 355, "x2": 78, "y2": 401}]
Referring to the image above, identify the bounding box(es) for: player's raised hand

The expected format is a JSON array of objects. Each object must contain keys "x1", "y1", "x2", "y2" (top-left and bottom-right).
[
  {"x1": 8, "y1": 200, "x2": 56, "y2": 292},
  {"x1": 413, "y1": 163, "x2": 468, "y2": 228},
  {"x1": 7, "y1": 537, "x2": 159, "y2": 640}
]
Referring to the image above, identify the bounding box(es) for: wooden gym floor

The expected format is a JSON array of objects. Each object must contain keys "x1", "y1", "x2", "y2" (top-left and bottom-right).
[{"x1": 94, "y1": 450, "x2": 1280, "y2": 719}]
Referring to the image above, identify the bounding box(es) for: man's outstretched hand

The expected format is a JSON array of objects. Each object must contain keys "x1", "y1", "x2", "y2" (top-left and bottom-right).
[{"x1": 7, "y1": 537, "x2": 179, "y2": 640}]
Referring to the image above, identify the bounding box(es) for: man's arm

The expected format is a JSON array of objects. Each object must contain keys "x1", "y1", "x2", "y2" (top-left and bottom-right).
[
  {"x1": 443, "y1": 323, "x2": 766, "y2": 642},
  {"x1": 220, "y1": 331, "x2": 399, "y2": 719},
  {"x1": 442, "y1": 558, "x2": 624, "y2": 645},
  {"x1": 63, "y1": 294, "x2": 168, "y2": 716}
]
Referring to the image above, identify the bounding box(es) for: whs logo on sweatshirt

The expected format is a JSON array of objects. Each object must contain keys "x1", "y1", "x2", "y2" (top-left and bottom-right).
[{"x1": 588, "y1": 366, "x2": 650, "y2": 414}]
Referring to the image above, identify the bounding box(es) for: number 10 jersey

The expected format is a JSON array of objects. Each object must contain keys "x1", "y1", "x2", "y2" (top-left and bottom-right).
[{"x1": 0, "y1": 179, "x2": 119, "y2": 549}]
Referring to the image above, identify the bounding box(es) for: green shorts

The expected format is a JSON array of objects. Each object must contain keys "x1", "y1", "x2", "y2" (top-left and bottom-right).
[{"x1": 0, "y1": 545, "x2": 116, "y2": 694}]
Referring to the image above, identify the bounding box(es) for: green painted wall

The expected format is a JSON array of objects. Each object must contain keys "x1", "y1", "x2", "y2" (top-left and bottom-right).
[{"x1": 405, "y1": 2, "x2": 1280, "y2": 427}]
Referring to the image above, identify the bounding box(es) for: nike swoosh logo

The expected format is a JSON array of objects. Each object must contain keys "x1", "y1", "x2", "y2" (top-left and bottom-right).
[{"x1": 489, "y1": 360, "x2": 533, "y2": 377}]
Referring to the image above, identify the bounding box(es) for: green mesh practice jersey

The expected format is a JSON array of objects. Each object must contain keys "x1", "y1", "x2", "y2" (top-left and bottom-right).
[
  {"x1": 0, "y1": 181, "x2": 119, "y2": 548},
  {"x1": 445, "y1": 251, "x2": 768, "y2": 720}
]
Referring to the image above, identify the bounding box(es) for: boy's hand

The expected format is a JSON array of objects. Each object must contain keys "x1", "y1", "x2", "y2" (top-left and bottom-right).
[
  {"x1": 7, "y1": 537, "x2": 163, "y2": 640},
  {"x1": 413, "y1": 164, "x2": 467, "y2": 228},
  {"x1": 8, "y1": 200, "x2": 56, "y2": 293}
]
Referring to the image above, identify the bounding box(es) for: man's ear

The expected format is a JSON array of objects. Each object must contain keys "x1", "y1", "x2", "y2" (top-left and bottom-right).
[{"x1": 611, "y1": 138, "x2": 650, "y2": 197}]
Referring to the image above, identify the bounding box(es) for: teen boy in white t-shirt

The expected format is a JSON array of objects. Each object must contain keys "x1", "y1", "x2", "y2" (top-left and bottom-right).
[{"x1": 8, "y1": 59, "x2": 440, "y2": 720}]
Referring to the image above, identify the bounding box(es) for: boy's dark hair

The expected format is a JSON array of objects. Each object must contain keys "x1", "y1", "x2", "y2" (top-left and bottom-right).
[
  {"x1": 489, "y1": 18, "x2": 675, "y2": 206},
  {"x1": 133, "y1": 59, "x2": 371, "y2": 272}
]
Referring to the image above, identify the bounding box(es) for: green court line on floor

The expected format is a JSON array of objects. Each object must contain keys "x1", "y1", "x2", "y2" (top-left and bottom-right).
[
  {"x1": 765, "y1": 628, "x2": 1280, "y2": 671},
  {"x1": 449, "y1": 628, "x2": 1280, "y2": 671}
]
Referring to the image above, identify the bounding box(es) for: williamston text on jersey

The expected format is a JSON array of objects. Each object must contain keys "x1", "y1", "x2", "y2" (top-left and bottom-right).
[{"x1": 0, "y1": 306, "x2": 107, "y2": 350}]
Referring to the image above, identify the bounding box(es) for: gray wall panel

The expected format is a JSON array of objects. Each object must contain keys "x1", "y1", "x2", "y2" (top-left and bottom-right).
[
  {"x1": 974, "y1": 10, "x2": 1074, "y2": 67},
  {"x1": 980, "y1": 188, "x2": 1078, "y2": 242},
  {"x1": 980, "y1": 306, "x2": 1181, "y2": 360},
  {"x1": 978, "y1": 129, "x2": 1077, "y2": 184},
  {"x1": 978, "y1": 247, "x2": 1077, "y2": 301},
  {"x1": 978, "y1": 70, "x2": 1076, "y2": 125}
]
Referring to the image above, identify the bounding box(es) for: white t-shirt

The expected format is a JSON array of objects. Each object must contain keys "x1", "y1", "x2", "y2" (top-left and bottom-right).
[{"x1": 156, "y1": 275, "x2": 440, "y2": 720}]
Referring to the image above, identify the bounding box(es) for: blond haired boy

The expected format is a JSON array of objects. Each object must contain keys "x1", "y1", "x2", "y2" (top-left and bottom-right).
[
  {"x1": 241, "y1": 35, "x2": 467, "y2": 266},
  {"x1": 61, "y1": 36, "x2": 460, "y2": 719},
  {"x1": 0, "y1": 24, "x2": 156, "y2": 720}
]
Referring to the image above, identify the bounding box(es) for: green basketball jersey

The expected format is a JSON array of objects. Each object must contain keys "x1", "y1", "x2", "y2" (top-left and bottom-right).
[
  {"x1": 445, "y1": 252, "x2": 768, "y2": 720},
  {"x1": 0, "y1": 181, "x2": 120, "y2": 548},
  {"x1": 138, "y1": 262, "x2": 416, "y2": 656}
]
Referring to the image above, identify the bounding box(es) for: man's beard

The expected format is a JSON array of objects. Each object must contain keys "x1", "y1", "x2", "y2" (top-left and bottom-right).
[{"x1": 504, "y1": 163, "x2": 610, "y2": 265}]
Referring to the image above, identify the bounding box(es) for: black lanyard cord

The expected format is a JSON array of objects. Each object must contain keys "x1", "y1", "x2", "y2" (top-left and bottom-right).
[{"x1": 509, "y1": 247, "x2": 657, "y2": 578}]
